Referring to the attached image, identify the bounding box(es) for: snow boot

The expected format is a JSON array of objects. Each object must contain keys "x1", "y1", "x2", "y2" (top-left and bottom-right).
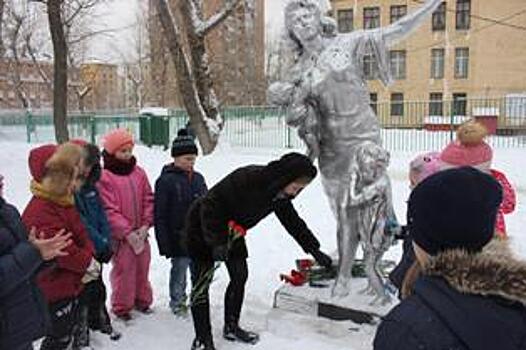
[
  {"x1": 223, "y1": 324, "x2": 260, "y2": 344},
  {"x1": 136, "y1": 306, "x2": 154, "y2": 315},
  {"x1": 190, "y1": 338, "x2": 216, "y2": 350}
]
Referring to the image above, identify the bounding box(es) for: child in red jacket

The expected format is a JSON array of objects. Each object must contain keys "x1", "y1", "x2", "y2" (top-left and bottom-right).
[
  {"x1": 440, "y1": 120, "x2": 516, "y2": 238},
  {"x1": 22, "y1": 143, "x2": 97, "y2": 350}
]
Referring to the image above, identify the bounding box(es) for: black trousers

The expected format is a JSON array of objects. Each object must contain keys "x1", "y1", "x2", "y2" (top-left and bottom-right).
[
  {"x1": 190, "y1": 258, "x2": 248, "y2": 342},
  {"x1": 73, "y1": 276, "x2": 113, "y2": 347},
  {"x1": 40, "y1": 298, "x2": 79, "y2": 350}
]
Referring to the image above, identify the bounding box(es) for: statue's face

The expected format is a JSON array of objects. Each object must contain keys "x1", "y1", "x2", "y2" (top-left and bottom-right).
[{"x1": 289, "y1": 6, "x2": 320, "y2": 43}]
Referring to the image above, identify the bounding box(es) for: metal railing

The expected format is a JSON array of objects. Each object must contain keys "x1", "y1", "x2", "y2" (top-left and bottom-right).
[{"x1": 0, "y1": 97, "x2": 524, "y2": 152}]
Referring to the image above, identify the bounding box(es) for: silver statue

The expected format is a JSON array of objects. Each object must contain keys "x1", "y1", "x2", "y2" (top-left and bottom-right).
[{"x1": 269, "y1": 0, "x2": 442, "y2": 302}]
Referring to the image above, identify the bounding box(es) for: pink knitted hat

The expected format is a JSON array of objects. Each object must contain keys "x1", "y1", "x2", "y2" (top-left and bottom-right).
[
  {"x1": 409, "y1": 152, "x2": 441, "y2": 188},
  {"x1": 103, "y1": 129, "x2": 134, "y2": 155},
  {"x1": 440, "y1": 121, "x2": 493, "y2": 172}
]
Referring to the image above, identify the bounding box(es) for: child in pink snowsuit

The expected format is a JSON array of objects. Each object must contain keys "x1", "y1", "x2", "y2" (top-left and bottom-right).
[{"x1": 97, "y1": 129, "x2": 154, "y2": 320}]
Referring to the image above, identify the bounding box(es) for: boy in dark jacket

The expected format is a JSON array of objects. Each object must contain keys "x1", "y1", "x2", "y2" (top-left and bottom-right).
[
  {"x1": 374, "y1": 167, "x2": 526, "y2": 350},
  {"x1": 186, "y1": 152, "x2": 332, "y2": 350},
  {"x1": 0, "y1": 174, "x2": 71, "y2": 350},
  {"x1": 155, "y1": 129, "x2": 207, "y2": 316},
  {"x1": 73, "y1": 142, "x2": 120, "y2": 347}
]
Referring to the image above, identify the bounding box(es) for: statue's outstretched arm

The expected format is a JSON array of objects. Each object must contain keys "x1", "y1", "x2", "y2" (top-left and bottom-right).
[{"x1": 380, "y1": 0, "x2": 442, "y2": 46}]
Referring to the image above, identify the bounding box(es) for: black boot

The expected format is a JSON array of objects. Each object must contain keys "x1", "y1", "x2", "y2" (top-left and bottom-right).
[
  {"x1": 190, "y1": 338, "x2": 216, "y2": 350},
  {"x1": 223, "y1": 323, "x2": 259, "y2": 345},
  {"x1": 72, "y1": 304, "x2": 90, "y2": 349}
]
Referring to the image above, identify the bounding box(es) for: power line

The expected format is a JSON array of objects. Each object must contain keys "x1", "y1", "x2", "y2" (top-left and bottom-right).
[
  {"x1": 410, "y1": 0, "x2": 526, "y2": 31},
  {"x1": 408, "y1": 7, "x2": 526, "y2": 53}
]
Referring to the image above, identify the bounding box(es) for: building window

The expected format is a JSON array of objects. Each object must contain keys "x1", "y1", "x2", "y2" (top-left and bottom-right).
[
  {"x1": 429, "y1": 93, "x2": 443, "y2": 116},
  {"x1": 337, "y1": 9, "x2": 353, "y2": 33},
  {"x1": 390, "y1": 50, "x2": 406, "y2": 80},
  {"x1": 364, "y1": 7, "x2": 380, "y2": 29},
  {"x1": 456, "y1": 0, "x2": 470, "y2": 30},
  {"x1": 390, "y1": 5, "x2": 407, "y2": 23},
  {"x1": 364, "y1": 53, "x2": 378, "y2": 80},
  {"x1": 452, "y1": 93, "x2": 467, "y2": 116},
  {"x1": 432, "y1": 2, "x2": 446, "y2": 31},
  {"x1": 391, "y1": 93, "x2": 404, "y2": 117},
  {"x1": 370, "y1": 93, "x2": 378, "y2": 114},
  {"x1": 431, "y1": 48, "x2": 445, "y2": 79},
  {"x1": 455, "y1": 47, "x2": 469, "y2": 78}
]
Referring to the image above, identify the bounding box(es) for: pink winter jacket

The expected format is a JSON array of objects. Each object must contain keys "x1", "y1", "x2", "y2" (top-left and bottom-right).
[
  {"x1": 491, "y1": 169, "x2": 516, "y2": 238},
  {"x1": 97, "y1": 166, "x2": 154, "y2": 241}
]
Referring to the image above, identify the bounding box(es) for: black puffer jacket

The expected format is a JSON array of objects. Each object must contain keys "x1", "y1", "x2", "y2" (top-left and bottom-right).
[
  {"x1": 154, "y1": 164, "x2": 207, "y2": 257},
  {"x1": 374, "y1": 240, "x2": 526, "y2": 350},
  {"x1": 0, "y1": 197, "x2": 49, "y2": 350},
  {"x1": 186, "y1": 153, "x2": 320, "y2": 260}
]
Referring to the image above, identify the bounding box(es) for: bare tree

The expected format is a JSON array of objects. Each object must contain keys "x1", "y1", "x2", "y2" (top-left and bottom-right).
[
  {"x1": 26, "y1": 0, "x2": 116, "y2": 141},
  {"x1": 0, "y1": 0, "x2": 6, "y2": 56},
  {"x1": 152, "y1": 0, "x2": 245, "y2": 155},
  {"x1": 4, "y1": 6, "x2": 31, "y2": 110},
  {"x1": 44, "y1": 0, "x2": 69, "y2": 142},
  {"x1": 120, "y1": 1, "x2": 150, "y2": 109}
]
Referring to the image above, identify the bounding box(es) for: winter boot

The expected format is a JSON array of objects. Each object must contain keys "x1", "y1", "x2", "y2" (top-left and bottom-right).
[
  {"x1": 136, "y1": 306, "x2": 154, "y2": 315},
  {"x1": 190, "y1": 338, "x2": 216, "y2": 350},
  {"x1": 223, "y1": 323, "x2": 260, "y2": 344},
  {"x1": 72, "y1": 304, "x2": 90, "y2": 349},
  {"x1": 115, "y1": 312, "x2": 132, "y2": 322}
]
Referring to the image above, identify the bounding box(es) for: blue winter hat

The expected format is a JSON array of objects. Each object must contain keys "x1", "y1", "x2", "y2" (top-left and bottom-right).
[{"x1": 408, "y1": 167, "x2": 502, "y2": 255}]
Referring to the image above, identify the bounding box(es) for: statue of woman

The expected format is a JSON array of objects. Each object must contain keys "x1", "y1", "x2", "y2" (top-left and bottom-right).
[{"x1": 269, "y1": 0, "x2": 442, "y2": 300}]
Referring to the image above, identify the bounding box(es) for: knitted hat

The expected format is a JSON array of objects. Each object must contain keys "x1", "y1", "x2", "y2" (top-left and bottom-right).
[
  {"x1": 171, "y1": 128, "x2": 198, "y2": 158},
  {"x1": 28, "y1": 144, "x2": 58, "y2": 183},
  {"x1": 440, "y1": 121, "x2": 493, "y2": 172},
  {"x1": 408, "y1": 167, "x2": 502, "y2": 255},
  {"x1": 70, "y1": 138, "x2": 88, "y2": 147},
  {"x1": 409, "y1": 152, "x2": 441, "y2": 188},
  {"x1": 103, "y1": 129, "x2": 134, "y2": 155}
]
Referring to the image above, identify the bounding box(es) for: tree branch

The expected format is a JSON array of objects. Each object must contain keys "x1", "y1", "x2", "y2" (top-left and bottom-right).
[
  {"x1": 200, "y1": 0, "x2": 242, "y2": 37},
  {"x1": 67, "y1": 27, "x2": 117, "y2": 45}
]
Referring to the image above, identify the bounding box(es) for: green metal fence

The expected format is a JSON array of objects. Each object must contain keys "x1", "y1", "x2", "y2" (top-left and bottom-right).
[{"x1": 1, "y1": 97, "x2": 524, "y2": 152}]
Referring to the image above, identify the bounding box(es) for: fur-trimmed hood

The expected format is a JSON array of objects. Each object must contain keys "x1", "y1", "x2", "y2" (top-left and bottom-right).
[
  {"x1": 28, "y1": 143, "x2": 83, "y2": 196},
  {"x1": 423, "y1": 239, "x2": 526, "y2": 305}
]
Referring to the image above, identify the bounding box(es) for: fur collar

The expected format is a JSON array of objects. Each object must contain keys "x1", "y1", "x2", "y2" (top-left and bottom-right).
[
  {"x1": 30, "y1": 180, "x2": 74, "y2": 207},
  {"x1": 423, "y1": 239, "x2": 526, "y2": 306}
]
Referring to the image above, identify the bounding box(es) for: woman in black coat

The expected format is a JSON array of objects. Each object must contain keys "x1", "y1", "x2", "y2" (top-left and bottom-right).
[
  {"x1": 0, "y1": 175, "x2": 70, "y2": 350},
  {"x1": 186, "y1": 153, "x2": 332, "y2": 350},
  {"x1": 374, "y1": 167, "x2": 526, "y2": 350}
]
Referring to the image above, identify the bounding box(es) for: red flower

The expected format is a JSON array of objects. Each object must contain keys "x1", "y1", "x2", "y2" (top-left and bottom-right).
[
  {"x1": 280, "y1": 269, "x2": 307, "y2": 286},
  {"x1": 227, "y1": 220, "x2": 247, "y2": 238},
  {"x1": 233, "y1": 224, "x2": 247, "y2": 237}
]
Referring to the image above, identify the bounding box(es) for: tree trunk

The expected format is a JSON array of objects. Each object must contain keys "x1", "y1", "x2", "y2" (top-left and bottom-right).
[
  {"x1": 48, "y1": 0, "x2": 69, "y2": 143},
  {"x1": 179, "y1": 1, "x2": 221, "y2": 127},
  {"x1": 154, "y1": 0, "x2": 217, "y2": 154},
  {"x1": 0, "y1": 0, "x2": 5, "y2": 57},
  {"x1": 78, "y1": 94, "x2": 85, "y2": 113}
]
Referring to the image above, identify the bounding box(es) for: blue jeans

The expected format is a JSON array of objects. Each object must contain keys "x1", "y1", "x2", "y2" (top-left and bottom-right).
[{"x1": 169, "y1": 257, "x2": 192, "y2": 313}]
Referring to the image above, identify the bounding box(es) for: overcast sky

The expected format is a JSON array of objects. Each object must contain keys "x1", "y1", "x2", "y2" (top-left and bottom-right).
[{"x1": 89, "y1": 0, "x2": 288, "y2": 62}]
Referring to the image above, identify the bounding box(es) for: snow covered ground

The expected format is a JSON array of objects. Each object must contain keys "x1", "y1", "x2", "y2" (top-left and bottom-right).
[{"x1": 1, "y1": 140, "x2": 525, "y2": 350}]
